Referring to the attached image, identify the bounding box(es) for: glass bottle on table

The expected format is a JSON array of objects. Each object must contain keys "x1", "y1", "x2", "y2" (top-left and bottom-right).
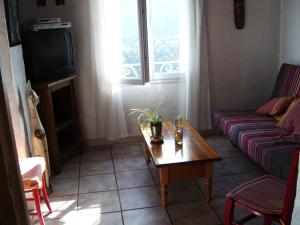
[{"x1": 174, "y1": 116, "x2": 183, "y2": 145}]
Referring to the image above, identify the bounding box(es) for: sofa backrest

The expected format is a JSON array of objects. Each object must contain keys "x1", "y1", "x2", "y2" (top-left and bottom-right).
[{"x1": 272, "y1": 63, "x2": 300, "y2": 98}]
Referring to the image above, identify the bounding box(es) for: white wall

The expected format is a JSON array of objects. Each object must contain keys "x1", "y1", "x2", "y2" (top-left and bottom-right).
[
  {"x1": 10, "y1": 46, "x2": 33, "y2": 156},
  {"x1": 0, "y1": 0, "x2": 31, "y2": 157},
  {"x1": 280, "y1": 0, "x2": 300, "y2": 65},
  {"x1": 19, "y1": 0, "x2": 281, "y2": 137},
  {"x1": 207, "y1": 0, "x2": 281, "y2": 111}
]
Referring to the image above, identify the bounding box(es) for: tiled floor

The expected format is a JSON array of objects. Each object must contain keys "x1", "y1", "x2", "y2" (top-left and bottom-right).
[{"x1": 32, "y1": 135, "x2": 269, "y2": 225}]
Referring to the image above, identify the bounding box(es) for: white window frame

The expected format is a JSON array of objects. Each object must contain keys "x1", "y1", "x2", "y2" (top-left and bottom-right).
[{"x1": 121, "y1": 0, "x2": 181, "y2": 85}]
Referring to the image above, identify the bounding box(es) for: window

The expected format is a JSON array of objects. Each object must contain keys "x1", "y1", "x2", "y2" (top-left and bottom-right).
[{"x1": 120, "y1": 0, "x2": 184, "y2": 84}]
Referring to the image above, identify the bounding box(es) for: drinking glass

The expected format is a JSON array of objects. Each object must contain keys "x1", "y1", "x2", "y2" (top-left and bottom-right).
[{"x1": 174, "y1": 116, "x2": 183, "y2": 145}]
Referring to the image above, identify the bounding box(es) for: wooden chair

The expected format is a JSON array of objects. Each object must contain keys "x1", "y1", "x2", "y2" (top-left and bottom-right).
[
  {"x1": 224, "y1": 149, "x2": 299, "y2": 225},
  {"x1": 19, "y1": 157, "x2": 52, "y2": 225}
]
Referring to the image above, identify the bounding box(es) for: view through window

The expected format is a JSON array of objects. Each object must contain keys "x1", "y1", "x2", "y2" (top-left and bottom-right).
[{"x1": 120, "y1": 0, "x2": 183, "y2": 83}]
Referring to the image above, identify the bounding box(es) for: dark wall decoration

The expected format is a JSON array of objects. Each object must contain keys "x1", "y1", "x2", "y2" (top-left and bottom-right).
[
  {"x1": 55, "y1": 0, "x2": 65, "y2": 6},
  {"x1": 37, "y1": 0, "x2": 47, "y2": 7},
  {"x1": 3, "y1": 0, "x2": 21, "y2": 46},
  {"x1": 36, "y1": 0, "x2": 65, "y2": 7},
  {"x1": 234, "y1": 0, "x2": 245, "y2": 29}
]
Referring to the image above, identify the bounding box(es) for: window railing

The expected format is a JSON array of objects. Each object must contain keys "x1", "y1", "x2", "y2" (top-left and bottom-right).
[{"x1": 122, "y1": 60, "x2": 180, "y2": 79}]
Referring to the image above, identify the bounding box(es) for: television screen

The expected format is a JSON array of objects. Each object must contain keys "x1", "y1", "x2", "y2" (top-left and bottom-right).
[{"x1": 22, "y1": 27, "x2": 75, "y2": 82}]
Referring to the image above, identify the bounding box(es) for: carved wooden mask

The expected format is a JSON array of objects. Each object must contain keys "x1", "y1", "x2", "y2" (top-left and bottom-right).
[
  {"x1": 37, "y1": 0, "x2": 46, "y2": 7},
  {"x1": 234, "y1": 0, "x2": 245, "y2": 29},
  {"x1": 56, "y1": 0, "x2": 65, "y2": 6}
]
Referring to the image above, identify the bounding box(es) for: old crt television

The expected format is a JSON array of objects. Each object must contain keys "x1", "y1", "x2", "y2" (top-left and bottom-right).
[{"x1": 22, "y1": 22, "x2": 75, "y2": 82}]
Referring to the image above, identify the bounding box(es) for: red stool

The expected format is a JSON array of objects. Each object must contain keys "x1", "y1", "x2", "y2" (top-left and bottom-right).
[
  {"x1": 19, "y1": 157, "x2": 52, "y2": 225},
  {"x1": 224, "y1": 149, "x2": 299, "y2": 225}
]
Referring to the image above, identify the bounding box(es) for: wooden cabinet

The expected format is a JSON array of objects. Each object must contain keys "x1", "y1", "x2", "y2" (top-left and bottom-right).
[{"x1": 32, "y1": 75, "x2": 81, "y2": 175}]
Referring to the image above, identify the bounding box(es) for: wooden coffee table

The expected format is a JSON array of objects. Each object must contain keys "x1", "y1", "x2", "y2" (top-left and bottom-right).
[{"x1": 139, "y1": 120, "x2": 222, "y2": 207}]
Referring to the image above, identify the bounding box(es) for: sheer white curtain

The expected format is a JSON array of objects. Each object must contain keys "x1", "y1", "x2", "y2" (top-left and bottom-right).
[
  {"x1": 180, "y1": 0, "x2": 212, "y2": 131},
  {"x1": 89, "y1": 0, "x2": 128, "y2": 140}
]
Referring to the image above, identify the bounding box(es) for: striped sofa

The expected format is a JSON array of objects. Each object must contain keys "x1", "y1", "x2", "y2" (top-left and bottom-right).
[{"x1": 213, "y1": 63, "x2": 300, "y2": 180}]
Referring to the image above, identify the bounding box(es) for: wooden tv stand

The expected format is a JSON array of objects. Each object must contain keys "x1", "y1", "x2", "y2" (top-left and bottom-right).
[{"x1": 32, "y1": 75, "x2": 81, "y2": 175}]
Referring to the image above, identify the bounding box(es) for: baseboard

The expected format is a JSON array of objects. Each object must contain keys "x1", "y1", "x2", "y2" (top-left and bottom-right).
[
  {"x1": 82, "y1": 129, "x2": 220, "y2": 147},
  {"x1": 82, "y1": 136, "x2": 144, "y2": 147},
  {"x1": 198, "y1": 128, "x2": 221, "y2": 136}
]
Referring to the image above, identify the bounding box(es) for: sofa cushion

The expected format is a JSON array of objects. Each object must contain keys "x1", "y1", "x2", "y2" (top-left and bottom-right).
[
  {"x1": 237, "y1": 127, "x2": 300, "y2": 179},
  {"x1": 213, "y1": 110, "x2": 276, "y2": 144}
]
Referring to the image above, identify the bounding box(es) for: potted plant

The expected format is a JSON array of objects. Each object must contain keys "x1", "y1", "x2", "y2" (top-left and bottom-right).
[{"x1": 129, "y1": 106, "x2": 163, "y2": 139}]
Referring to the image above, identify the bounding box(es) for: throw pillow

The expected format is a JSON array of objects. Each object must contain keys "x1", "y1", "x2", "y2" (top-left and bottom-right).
[
  {"x1": 269, "y1": 96, "x2": 294, "y2": 116},
  {"x1": 256, "y1": 97, "x2": 293, "y2": 116},
  {"x1": 256, "y1": 98, "x2": 279, "y2": 115},
  {"x1": 277, "y1": 98, "x2": 300, "y2": 129}
]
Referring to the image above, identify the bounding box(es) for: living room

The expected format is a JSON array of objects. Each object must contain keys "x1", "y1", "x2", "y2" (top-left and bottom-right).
[{"x1": 0, "y1": 0, "x2": 299, "y2": 225}]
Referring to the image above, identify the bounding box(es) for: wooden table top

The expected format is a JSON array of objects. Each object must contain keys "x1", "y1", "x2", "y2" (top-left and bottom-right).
[{"x1": 139, "y1": 120, "x2": 222, "y2": 167}]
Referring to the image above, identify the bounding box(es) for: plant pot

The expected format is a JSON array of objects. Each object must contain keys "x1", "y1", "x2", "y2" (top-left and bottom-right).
[{"x1": 151, "y1": 123, "x2": 162, "y2": 139}]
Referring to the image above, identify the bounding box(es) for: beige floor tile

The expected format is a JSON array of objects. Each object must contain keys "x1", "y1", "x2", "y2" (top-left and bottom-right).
[
  {"x1": 81, "y1": 149, "x2": 112, "y2": 161},
  {"x1": 78, "y1": 191, "x2": 121, "y2": 215},
  {"x1": 119, "y1": 186, "x2": 160, "y2": 210},
  {"x1": 168, "y1": 201, "x2": 221, "y2": 225},
  {"x1": 221, "y1": 156, "x2": 261, "y2": 174},
  {"x1": 139, "y1": 142, "x2": 147, "y2": 152},
  {"x1": 150, "y1": 168, "x2": 159, "y2": 184},
  {"x1": 167, "y1": 181, "x2": 204, "y2": 205},
  {"x1": 231, "y1": 171, "x2": 265, "y2": 185},
  {"x1": 84, "y1": 145, "x2": 110, "y2": 151},
  {"x1": 51, "y1": 178, "x2": 79, "y2": 197},
  {"x1": 114, "y1": 156, "x2": 148, "y2": 172},
  {"x1": 79, "y1": 174, "x2": 117, "y2": 194},
  {"x1": 123, "y1": 207, "x2": 171, "y2": 225},
  {"x1": 204, "y1": 135, "x2": 232, "y2": 148},
  {"x1": 214, "y1": 161, "x2": 232, "y2": 177},
  {"x1": 80, "y1": 159, "x2": 114, "y2": 176},
  {"x1": 116, "y1": 169, "x2": 155, "y2": 189},
  {"x1": 37, "y1": 212, "x2": 123, "y2": 225},
  {"x1": 54, "y1": 163, "x2": 80, "y2": 179},
  {"x1": 198, "y1": 176, "x2": 237, "y2": 198},
  {"x1": 214, "y1": 145, "x2": 244, "y2": 159},
  {"x1": 65, "y1": 154, "x2": 81, "y2": 165},
  {"x1": 112, "y1": 143, "x2": 143, "y2": 158},
  {"x1": 210, "y1": 197, "x2": 226, "y2": 221},
  {"x1": 42, "y1": 195, "x2": 78, "y2": 220}
]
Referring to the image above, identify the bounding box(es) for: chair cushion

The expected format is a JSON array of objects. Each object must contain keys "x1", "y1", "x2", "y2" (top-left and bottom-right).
[
  {"x1": 227, "y1": 175, "x2": 286, "y2": 215},
  {"x1": 19, "y1": 157, "x2": 45, "y2": 189}
]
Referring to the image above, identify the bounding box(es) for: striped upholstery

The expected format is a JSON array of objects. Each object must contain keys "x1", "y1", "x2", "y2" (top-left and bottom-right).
[
  {"x1": 214, "y1": 110, "x2": 276, "y2": 144},
  {"x1": 238, "y1": 128, "x2": 300, "y2": 169},
  {"x1": 213, "y1": 64, "x2": 300, "y2": 180},
  {"x1": 272, "y1": 63, "x2": 300, "y2": 98}
]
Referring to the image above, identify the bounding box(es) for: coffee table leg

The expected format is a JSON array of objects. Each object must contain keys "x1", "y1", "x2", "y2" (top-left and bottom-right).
[
  {"x1": 159, "y1": 168, "x2": 168, "y2": 208},
  {"x1": 144, "y1": 143, "x2": 151, "y2": 163},
  {"x1": 205, "y1": 163, "x2": 213, "y2": 201},
  {"x1": 160, "y1": 183, "x2": 168, "y2": 207}
]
